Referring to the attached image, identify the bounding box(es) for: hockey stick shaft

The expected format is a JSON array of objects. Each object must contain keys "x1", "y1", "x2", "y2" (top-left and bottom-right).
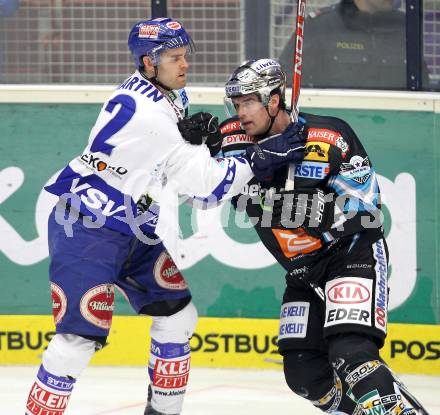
[
  {"x1": 291, "y1": 0, "x2": 306, "y2": 122},
  {"x1": 308, "y1": 286, "x2": 429, "y2": 414},
  {"x1": 380, "y1": 359, "x2": 430, "y2": 414},
  {"x1": 285, "y1": 0, "x2": 307, "y2": 191}
]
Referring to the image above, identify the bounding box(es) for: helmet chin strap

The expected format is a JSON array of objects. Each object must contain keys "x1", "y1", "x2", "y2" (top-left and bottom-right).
[
  {"x1": 255, "y1": 107, "x2": 279, "y2": 141},
  {"x1": 140, "y1": 67, "x2": 173, "y2": 92}
]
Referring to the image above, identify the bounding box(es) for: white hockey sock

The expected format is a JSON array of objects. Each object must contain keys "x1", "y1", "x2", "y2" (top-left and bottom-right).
[
  {"x1": 148, "y1": 302, "x2": 197, "y2": 414},
  {"x1": 25, "y1": 333, "x2": 97, "y2": 415},
  {"x1": 148, "y1": 339, "x2": 191, "y2": 414},
  {"x1": 25, "y1": 364, "x2": 76, "y2": 415}
]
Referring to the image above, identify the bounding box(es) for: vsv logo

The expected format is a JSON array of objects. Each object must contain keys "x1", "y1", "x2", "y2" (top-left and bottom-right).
[
  {"x1": 70, "y1": 178, "x2": 126, "y2": 216},
  {"x1": 0, "y1": 167, "x2": 417, "y2": 311}
]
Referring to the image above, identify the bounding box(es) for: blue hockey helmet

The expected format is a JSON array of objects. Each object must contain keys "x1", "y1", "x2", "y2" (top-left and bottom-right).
[{"x1": 128, "y1": 17, "x2": 195, "y2": 69}]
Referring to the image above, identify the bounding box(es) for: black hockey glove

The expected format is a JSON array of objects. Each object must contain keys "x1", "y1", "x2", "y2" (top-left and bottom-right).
[
  {"x1": 272, "y1": 188, "x2": 335, "y2": 239},
  {"x1": 178, "y1": 112, "x2": 222, "y2": 156},
  {"x1": 245, "y1": 121, "x2": 307, "y2": 182}
]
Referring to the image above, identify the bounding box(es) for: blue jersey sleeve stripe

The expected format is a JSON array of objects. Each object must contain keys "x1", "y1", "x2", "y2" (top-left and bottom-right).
[
  {"x1": 329, "y1": 170, "x2": 379, "y2": 209},
  {"x1": 192, "y1": 158, "x2": 238, "y2": 204}
]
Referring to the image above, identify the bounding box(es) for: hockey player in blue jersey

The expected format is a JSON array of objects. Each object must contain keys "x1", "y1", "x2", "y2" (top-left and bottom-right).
[
  {"x1": 183, "y1": 59, "x2": 427, "y2": 414},
  {"x1": 24, "y1": 19, "x2": 307, "y2": 415}
]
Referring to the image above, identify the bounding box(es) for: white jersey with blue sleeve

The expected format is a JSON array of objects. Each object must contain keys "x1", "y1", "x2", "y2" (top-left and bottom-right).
[{"x1": 45, "y1": 71, "x2": 253, "y2": 236}]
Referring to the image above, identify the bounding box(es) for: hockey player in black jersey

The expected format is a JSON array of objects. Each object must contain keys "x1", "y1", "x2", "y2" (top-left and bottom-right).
[{"x1": 183, "y1": 58, "x2": 427, "y2": 414}]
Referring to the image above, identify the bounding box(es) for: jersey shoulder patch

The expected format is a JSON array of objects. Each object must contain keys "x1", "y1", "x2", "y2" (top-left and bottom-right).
[
  {"x1": 219, "y1": 116, "x2": 242, "y2": 134},
  {"x1": 306, "y1": 127, "x2": 349, "y2": 157},
  {"x1": 219, "y1": 116, "x2": 254, "y2": 153}
]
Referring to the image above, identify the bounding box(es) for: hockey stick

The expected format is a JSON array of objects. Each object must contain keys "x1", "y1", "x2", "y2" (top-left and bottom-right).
[
  {"x1": 306, "y1": 286, "x2": 430, "y2": 414},
  {"x1": 380, "y1": 359, "x2": 430, "y2": 415},
  {"x1": 283, "y1": 1, "x2": 325, "y2": 302},
  {"x1": 265, "y1": 314, "x2": 429, "y2": 413},
  {"x1": 285, "y1": 0, "x2": 307, "y2": 191}
]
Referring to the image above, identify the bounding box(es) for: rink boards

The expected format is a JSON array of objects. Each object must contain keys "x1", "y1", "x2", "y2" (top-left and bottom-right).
[
  {"x1": 0, "y1": 315, "x2": 438, "y2": 375},
  {"x1": 0, "y1": 87, "x2": 439, "y2": 378},
  {"x1": 0, "y1": 87, "x2": 439, "y2": 325}
]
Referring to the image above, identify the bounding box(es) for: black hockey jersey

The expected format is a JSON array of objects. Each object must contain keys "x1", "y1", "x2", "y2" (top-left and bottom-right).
[{"x1": 220, "y1": 113, "x2": 384, "y2": 271}]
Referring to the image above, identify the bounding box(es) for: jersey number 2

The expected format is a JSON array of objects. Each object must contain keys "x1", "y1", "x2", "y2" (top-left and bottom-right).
[{"x1": 91, "y1": 94, "x2": 136, "y2": 155}]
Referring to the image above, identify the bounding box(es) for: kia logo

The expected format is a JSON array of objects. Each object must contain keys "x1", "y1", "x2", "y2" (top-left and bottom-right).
[{"x1": 327, "y1": 281, "x2": 370, "y2": 304}]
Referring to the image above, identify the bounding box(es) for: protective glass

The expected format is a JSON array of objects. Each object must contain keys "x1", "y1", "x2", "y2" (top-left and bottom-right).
[
  {"x1": 151, "y1": 38, "x2": 195, "y2": 65},
  {"x1": 158, "y1": 44, "x2": 193, "y2": 65},
  {"x1": 223, "y1": 96, "x2": 265, "y2": 118}
]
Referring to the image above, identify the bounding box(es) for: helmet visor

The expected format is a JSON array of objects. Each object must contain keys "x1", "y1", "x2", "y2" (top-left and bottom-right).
[
  {"x1": 157, "y1": 43, "x2": 194, "y2": 65},
  {"x1": 224, "y1": 95, "x2": 265, "y2": 118},
  {"x1": 150, "y1": 35, "x2": 195, "y2": 65}
]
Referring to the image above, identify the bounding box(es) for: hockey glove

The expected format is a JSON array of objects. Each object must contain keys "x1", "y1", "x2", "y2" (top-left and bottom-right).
[
  {"x1": 271, "y1": 188, "x2": 335, "y2": 239},
  {"x1": 245, "y1": 121, "x2": 307, "y2": 182},
  {"x1": 178, "y1": 112, "x2": 222, "y2": 156}
]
